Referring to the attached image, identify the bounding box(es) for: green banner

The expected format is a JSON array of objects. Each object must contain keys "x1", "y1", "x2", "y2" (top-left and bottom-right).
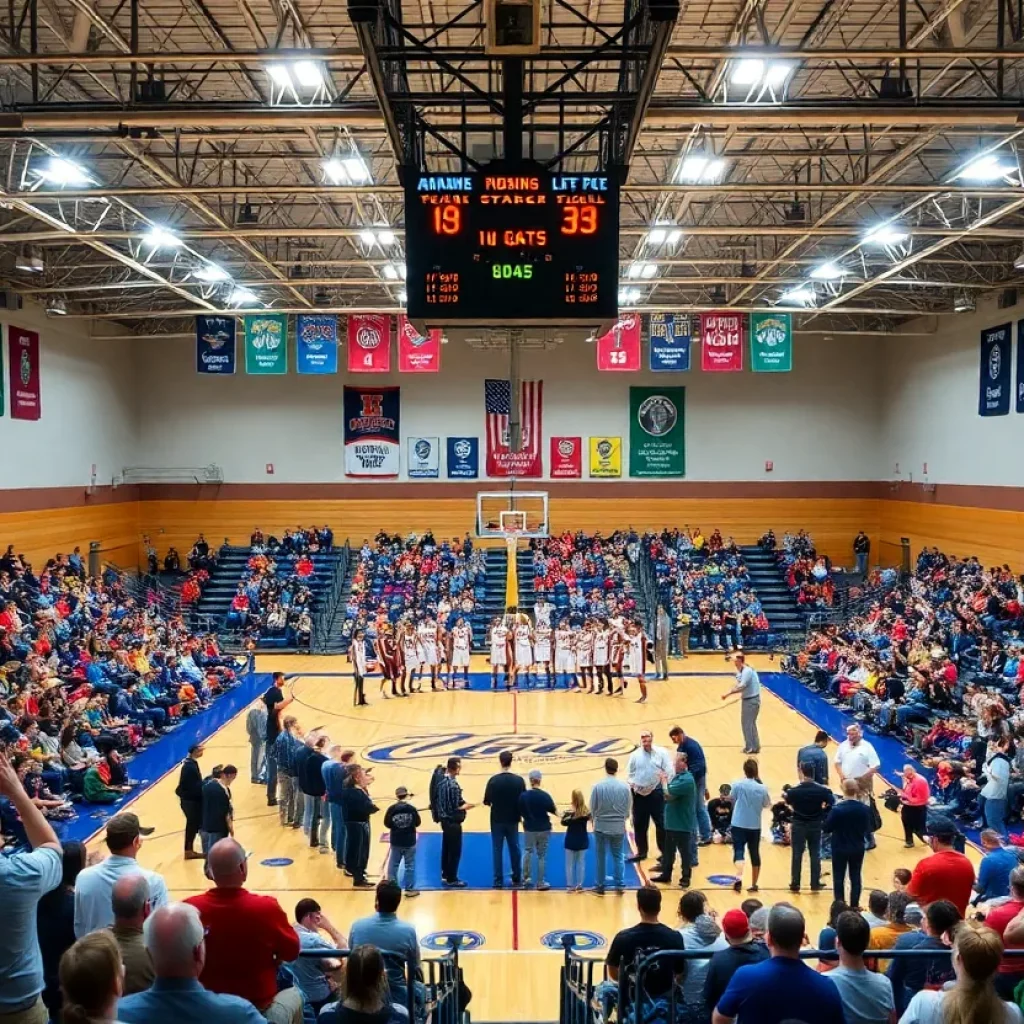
[
  {"x1": 749, "y1": 312, "x2": 792, "y2": 372},
  {"x1": 629, "y1": 386, "x2": 685, "y2": 477},
  {"x1": 244, "y1": 313, "x2": 288, "y2": 374}
]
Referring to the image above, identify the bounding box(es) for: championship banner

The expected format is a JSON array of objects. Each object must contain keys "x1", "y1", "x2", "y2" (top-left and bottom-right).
[
  {"x1": 596, "y1": 313, "x2": 641, "y2": 371},
  {"x1": 550, "y1": 436, "x2": 582, "y2": 478},
  {"x1": 484, "y1": 378, "x2": 543, "y2": 478},
  {"x1": 629, "y1": 386, "x2": 685, "y2": 477},
  {"x1": 589, "y1": 436, "x2": 622, "y2": 478},
  {"x1": 343, "y1": 386, "x2": 400, "y2": 477},
  {"x1": 195, "y1": 316, "x2": 237, "y2": 375},
  {"x1": 749, "y1": 312, "x2": 793, "y2": 372},
  {"x1": 1017, "y1": 321, "x2": 1024, "y2": 413},
  {"x1": 7, "y1": 325, "x2": 41, "y2": 420},
  {"x1": 979, "y1": 322, "x2": 1011, "y2": 416},
  {"x1": 407, "y1": 436, "x2": 440, "y2": 478},
  {"x1": 244, "y1": 313, "x2": 287, "y2": 374},
  {"x1": 397, "y1": 315, "x2": 441, "y2": 373},
  {"x1": 649, "y1": 313, "x2": 692, "y2": 372},
  {"x1": 446, "y1": 437, "x2": 479, "y2": 478},
  {"x1": 700, "y1": 312, "x2": 744, "y2": 372},
  {"x1": 347, "y1": 314, "x2": 391, "y2": 373},
  {"x1": 296, "y1": 314, "x2": 338, "y2": 375}
]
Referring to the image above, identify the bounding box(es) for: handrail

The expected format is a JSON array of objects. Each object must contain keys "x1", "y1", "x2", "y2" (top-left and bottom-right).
[{"x1": 313, "y1": 540, "x2": 351, "y2": 654}]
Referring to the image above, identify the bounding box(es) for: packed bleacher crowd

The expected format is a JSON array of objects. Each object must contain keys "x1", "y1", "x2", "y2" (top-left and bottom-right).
[{"x1": 760, "y1": 528, "x2": 837, "y2": 609}]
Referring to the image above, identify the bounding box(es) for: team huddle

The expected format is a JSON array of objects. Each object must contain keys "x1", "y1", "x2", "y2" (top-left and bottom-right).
[{"x1": 349, "y1": 607, "x2": 654, "y2": 704}]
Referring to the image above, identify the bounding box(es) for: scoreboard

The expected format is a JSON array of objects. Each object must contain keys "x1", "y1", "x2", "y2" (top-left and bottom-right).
[{"x1": 404, "y1": 163, "x2": 620, "y2": 325}]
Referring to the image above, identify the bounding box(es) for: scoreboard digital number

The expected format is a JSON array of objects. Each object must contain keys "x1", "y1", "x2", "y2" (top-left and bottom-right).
[{"x1": 404, "y1": 163, "x2": 620, "y2": 324}]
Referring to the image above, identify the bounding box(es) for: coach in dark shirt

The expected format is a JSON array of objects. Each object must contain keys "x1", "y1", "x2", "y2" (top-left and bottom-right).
[
  {"x1": 200, "y1": 764, "x2": 236, "y2": 856},
  {"x1": 301, "y1": 737, "x2": 330, "y2": 850},
  {"x1": 669, "y1": 725, "x2": 711, "y2": 850},
  {"x1": 175, "y1": 742, "x2": 205, "y2": 860},
  {"x1": 785, "y1": 762, "x2": 835, "y2": 892},
  {"x1": 823, "y1": 778, "x2": 873, "y2": 907},
  {"x1": 795, "y1": 731, "x2": 830, "y2": 786},
  {"x1": 483, "y1": 750, "x2": 525, "y2": 888},
  {"x1": 262, "y1": 672, "x2": 293, "y2": 806},
  {"x1": 340, "y1": 764, "x2": 378, "y2": 887}
]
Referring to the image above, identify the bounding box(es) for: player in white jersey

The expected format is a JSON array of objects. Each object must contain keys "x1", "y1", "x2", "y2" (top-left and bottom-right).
[
  {"x1": 449, "y1": 617, "x2": 472, "y2": 688},
  {"x1": 417, "y1": 617, "x2": 442, "y2": 691},
  {"x1": 512, "y1": 617, "x2": 535, "y2": 688},
  {"x1": 534, "y1": 594, "x2": 554, "y2": 629},
  {"x1": 575, "y1": 621, "x2": 596, "y2": 693},
  {"x1": 533, "y1": 622, "x2": 553, "y2": 688},
  {"x1": 554, "y1": 618, "x2": 577, "y2": 689},
  {"x1": 349, "y1": 627, "x2": 369, "y2": 706},
  {"x1": 592, "y1": 620, "x2": 612, "y2": 695},
  {"x1": 400, "y1": 622, "x2": 423, "y2": 693},
  {"x1": 624, "y1": 619, "x2": 650, "y2": 703},
  {"x1": 608, "y1": 613, "x2": 627, "y2": 695},
  {"x1": 489, "y1": 616, "x2": 512, "y2": 691}
]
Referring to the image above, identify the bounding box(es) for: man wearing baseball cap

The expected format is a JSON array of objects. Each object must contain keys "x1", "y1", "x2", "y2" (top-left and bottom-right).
[
  {"x1": 520, "y1": 769, "x2": 557, "y2": 891},
  {"x1": 703, "y1": 909, "x2": 769, "y2": 1011},
  {"x1": 74, "y1": 812, "x2": 169, "y2": 937},
  {"x1": 906, "y1": 815, "x2": 975, "y2": 917},
  {"x1": 383, "y1": 785, "x2": 421, "y2": 897}
]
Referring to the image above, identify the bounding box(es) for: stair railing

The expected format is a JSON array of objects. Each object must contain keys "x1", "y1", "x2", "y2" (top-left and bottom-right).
[
  {"x1": 632, "y1": 539, "x2": 659, "y2": 635},
  {"x1": 313, "y1": 541, "x2": 351, "y2": 654}
]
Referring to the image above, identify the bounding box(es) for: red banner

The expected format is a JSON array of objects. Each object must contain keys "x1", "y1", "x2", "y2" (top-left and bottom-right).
[
  {"x1": 700, "y1": 312, "x2": 744, "y2": 372},
  {"x1": 347, "y1": 314, "x2": 391, "y2": 373},
  {"x1": 596, "y1": 313, "x2": 641, "y2": 371},
  {"x1": 397, "y1": 315, "x2": 441, "y2": 373},
  {"x1": 485, "y1": 379, "x2": 543, "y2": 478},
  {"x1": 8, "y1": 326, "x2": 41, "y2": 421},
  {"x1": 550, "y1": 436, "x2": 582, "y2": 478}
]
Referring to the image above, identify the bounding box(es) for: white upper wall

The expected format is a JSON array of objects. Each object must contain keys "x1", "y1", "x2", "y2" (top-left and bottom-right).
[
  {"x1": 882, "y1": 296, "x2": 1024, "y2": 487},
  {"x1": 133, "y1": 331, "x2": 881, "y2": 482},
  {"x1": 0, "y1": 305, "x2": 137, "y2": 490}
]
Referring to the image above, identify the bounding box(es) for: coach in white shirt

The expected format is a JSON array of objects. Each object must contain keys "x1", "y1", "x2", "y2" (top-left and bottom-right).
[
  {"x1": 75, "y1": 812, "x2": 170, "y2": 937},
  {"x1": 626, "y1": 730, "x2": 672, "y2": 863},
  {"x1": 721, "y1": 653, "x2": 762, "y2": 754},
  {"x1": 834, "y1": 724, "x2": 881, "y2": 851}
]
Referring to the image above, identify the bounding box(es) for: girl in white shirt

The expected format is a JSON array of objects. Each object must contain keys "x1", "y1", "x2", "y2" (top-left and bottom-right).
[{"x1": 349, "y1": 628, "x2": 369, "y2": 706}]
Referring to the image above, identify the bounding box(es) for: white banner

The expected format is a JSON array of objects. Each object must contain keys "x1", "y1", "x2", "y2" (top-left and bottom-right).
[{"x1": 407, "y1": 436, "x2": 440, "y2": 478}]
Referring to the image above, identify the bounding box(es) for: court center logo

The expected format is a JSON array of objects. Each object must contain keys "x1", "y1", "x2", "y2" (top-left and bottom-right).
[{"x1": 365, "y1": 732, "x2": 636, "y2": 765}]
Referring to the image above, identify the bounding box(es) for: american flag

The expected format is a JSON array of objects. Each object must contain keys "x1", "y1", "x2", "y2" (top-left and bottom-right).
[{"x1": 484, "y1": 378, "x2": 543, "y2": 476}]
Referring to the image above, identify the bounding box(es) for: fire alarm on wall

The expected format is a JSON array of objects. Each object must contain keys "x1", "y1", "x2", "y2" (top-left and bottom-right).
[
  {"x1": 265, "y1": 463, "x2": 275, "y2": 475},
  {"x1": 765, "y1": 460, "x2": 774, "y2": 472}
]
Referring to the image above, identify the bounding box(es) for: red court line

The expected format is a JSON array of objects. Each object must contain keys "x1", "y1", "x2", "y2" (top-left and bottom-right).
[{"x1": 511, "y1": 888, "x2": 520, "y2": 950}]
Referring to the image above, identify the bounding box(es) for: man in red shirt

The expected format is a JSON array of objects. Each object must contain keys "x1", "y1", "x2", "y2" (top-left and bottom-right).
[
  {"x1": 982, "y1": 865, "x2": 1024, "y2": 998},
  {"x1": 906, "y1": 816, "x2": 976, "y2": 917},
  {"x1": 185, "y1": 838, "x2": 302, "y2": 1023}
]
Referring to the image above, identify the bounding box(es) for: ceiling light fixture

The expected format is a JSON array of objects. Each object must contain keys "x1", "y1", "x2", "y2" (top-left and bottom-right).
[
  {"x1": 731, "y1": 59, "x2": 764, "y2": 86},
  {"x1": 957, "y1": 153, "x2": 1016, "y2": 182},
  {"x1": 382, "y1": 264, "x2": 399, "y2": 280},
  {"x1": 626, "y1": 262, "x2": 644, "y2": 279},
  {"x1": 677, "y1": 155, "x2": 726, "y2": 184},
  {"x1": 665, "y1": 228, "x2": 683, "y2": 245},
  {"x1": 778, "y1": 284, "x2": 816, "y2": 306},
  {"x1": 292, "y1": 61, "x2": 323, "y2": 89},
  {"x1": 398, "y1": 288, "x2": 408, "y2": 304},
  {"x1": 1014, "y1": 247, "x2": 1024, "y2": 271},
  {"x1": 45, "y1": 295, "x2": 68, "y2": 316},
  {"x1": 342, "y1": 156, "x2": 372, "y2": 184},
  {"x1": 194, "y1": 263, "x2": 231, "y2": 283},
  {"x1": 38, "y1": 157, "x2": 92, "y2": 187},
  {"x1": 640, "y1": 263, "x2": 658, "y2": 279},
  {"x1": 358, "y1": 230, "x2": 377, "y2": 246},
  {"x1": 266, "y1": 64, "x2": 293, "y2": 88},
  {"x1": 377, "y1": 229, "x2": 396, "y2": 246},
  {"x1": 953, "y1": 289, "x2": 976, "y2": 313},
  {"x1": 228, "y1": 287, "x2": 259, "y2": 306},
  {"x1": 15, "y1": 246, "x2": 44, "y2": 273},
  {"x1": 809, "y1": 261, "x2": 844, "y2": 281},
  {"x1": 323, "y1": 159, "x2": 349, "y2": 184},
  {"x1": 618, "y1": 287, "x2": 641, "y2": 304},
  {"x1": 863, "y1": 223, "x2": 909, "y2": 246},
  {"x1": 143, "y1": 226, "x2": 183, "y2": 249},
  {"x1": 646, "y1": 227, "x2": 667, "y2": 245}
]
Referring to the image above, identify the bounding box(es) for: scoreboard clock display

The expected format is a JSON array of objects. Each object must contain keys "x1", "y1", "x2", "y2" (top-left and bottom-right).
[{"x1": 404, "y1": 163, "x2": 620, "y2": 325}]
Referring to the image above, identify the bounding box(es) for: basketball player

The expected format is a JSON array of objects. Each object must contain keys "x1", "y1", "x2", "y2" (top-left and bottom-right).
[
  {"x1": 534, "y1": 592, "x2": 554, "y2": 630},
  {"x1": 401, "y1": 621, "x2": 423, "y2": 694},
  {"x1": 450, "y1": 616, "x2": 472, "y2": 688},
  {"x1": 608, "y1": 610, "x2": 627, "y2": 695},
  {"x1": 554, "y1": 617, "x2": 577, "y2": 690},
  {"x1": 575, "y1": 619, "x2": 595, "y2": 693},
  {"x1": 593, "y1": 618, "x2": 613, "y2": 694},
  {"x1": 533, "y1": 619, "x2": 553, "y2": 688},
  {"x1": 489, "y1": 615, "x2": 512, "y2": 690},
  {"x1": 512, "y1": 615, "x2": 535, "y2": 688},
  {"x1": 625, "y1": 619, "x2": 651, "y2": 703},
  {"x1": 349, "y1": 628, "x2": 369, "y2": 706},
  {"x1": 418, "y1": 615, "x2": 442, "y2": 692},
  {"x1": 375, "y1": 625, "x2": 403, "y2": 699}
]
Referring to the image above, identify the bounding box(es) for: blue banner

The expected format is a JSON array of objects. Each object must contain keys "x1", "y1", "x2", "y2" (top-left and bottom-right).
[
  {"x1": 296, "y1": 314, "x2": 338, "y2": 374},
  {"x1": 979, "y1": 322, "x2": 1011, "y2": 416},
  {"x1": 1017, "y1": 321, "x2": 1024, "y2": 413},
  {"x1": 446, "y1": 436, "x2": 479, "y2": 478},
  {"x1": 195, "y1": 316, "x2": 236, "y2": 374},
  {"x1": 648, "y1": 313, "x2": 692, "y2": 372}
]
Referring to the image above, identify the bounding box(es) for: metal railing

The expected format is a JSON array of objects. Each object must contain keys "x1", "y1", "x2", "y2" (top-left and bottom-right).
[{"x1": 312, "y1": 540, "x2": 352, "y2": 654}]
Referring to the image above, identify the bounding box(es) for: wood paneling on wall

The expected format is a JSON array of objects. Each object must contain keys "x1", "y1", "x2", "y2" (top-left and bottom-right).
[{"x1": 0, "y1": 502, "x2": 141, "y2": 569}]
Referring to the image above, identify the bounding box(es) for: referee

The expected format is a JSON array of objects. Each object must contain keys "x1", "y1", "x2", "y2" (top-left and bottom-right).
[
  {"x1": 721, "y1": 653, "x2": 761, "y2": 754},
  {"x1": 625, "y1": 730, "x2": 672, "y2": 863}
]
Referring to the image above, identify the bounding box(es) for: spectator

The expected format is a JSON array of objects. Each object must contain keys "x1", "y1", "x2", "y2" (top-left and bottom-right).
[
  {"x1": 201, "y1": 764, "x2": 236, "y2": 856},
  {"x1": 826, "y1": 911, "x2": 894, "y2": 1024},
  {"x1": 668, "y1": 724, "x2": 713, "y2": 849},
  {"x1": 561, "y1": 788, "x2": 591, "y2": 892},
  {"x1": 796, "y1": 730, "x2": 831, "y2": 787},
  {"x1": 853, "y1": 531, "x2": 870, "y2": 576},
  {"x1": 975, "y1": 829, "x2": 1019, "y2": 902},
  {"x1": 340, "y1": 764, "x2": 379, "y2": 888},
  {"x1": 866, "y1": 892, "x2": 913, "y2": 971},
  {"x1": 824, "y1": 779, "x2": 873, "y2": 909},
  {"x1": 291, "y1": 898, "x2": 347, "y2": 1016},
  {"x1": 0, "y1": 751, "x2": 63, "y2": 1024},
  {"x1": 979, "y1": 865, "x2": 1024, "y2": 998},
  {"x1": 300, "y1": 736, "x2": 330, "y2": 853},
  {"x1": 436, "y1": 757, "x2": 473, "y2": 888},
  {"x1": 383, "y1": 786, "x2": 421, "y2": 896},
  {"x1": 897, "y1": 764, "x2": 930, "y2": 848},
  {"x1": 729, "y1": 758, "x2": 770, "y2": 894},
  {"x1": 58, "y1": 930, "x2": 124, "y2": 1024},
  {"x1": 708, "y1": 784, "x2": 734, "y2": 841},
  {"x1": 246, "y1": 703, "x2": 267, "y2": 785},
  {"x1": 677, "y1": 891, "x2": 727, "y2": 1012},
  {"x1": 272, "y1": 716, "x2": 303, "y2": 829},
  {"x1": 885, "y1": 898, "x2": 961, "y2": 1015},
  {"x1": 981, "y1": 736, "x2": 1013, "y2": 837},
  {"x1": 349, "y1": 881, "x2": 421, "y2": 1011},
  {"x1": 817, "y1": 899, "x2": 849, "y2": 967},
  {"x1": 590, "y1": 756, "x2": 632, "y2": 895},
  {"x1": 652, "y1": 750, "x2": 696, "y2": 887},
  {"x1": 263, "y1": 672, "x2": 295, "y2": 807},
  {"x1": 75, "y1": 813, "x2": 168, "y2": 937},
  {"x1": 703, "y1": 908, "x2": 770, "y2": 1012},
  {"x1": 184, "y1": 838, "x2": 302, "y2": 1024},
  {"x1": 833, "y1": 724, "x2": 880, "y2": 850},
  {"x1": 483, "y1": 750, "x2": 525, "y2": 889},
  {"x1": 520, "y1": 769, "x2": 557, "y2": 890},
  {"x1": 786, "y1": 759, "x2": 834, "y2": 894},
  {"x1": 176, "y1": 742, "x2": 206, "y2": 862},
  {"x1": 712, "y1": 905, "x2": 845, "y2": 1024},
  {"x1": 110, "y1": 873, "x2": 155, "y2": 995},
  {"x1": 323, "y1": 746, "x2": 351, "y2": 871},
  {"x1": 900, "y1": 920, "x2": 1022, "y2": 1024},
  {"x1": 117, "y1": 903, "x2": 266, "y2": 1023},
  {"x1": 37, "y1": 839, "x2": 86, "y2": 1018},
  {"x1": 324, "y1": 945, "x2": 405, "y2": 1024},
  {"x1": 626, "y1": 730, "x2": 671, "y2": 865},
  {"x1": 906, "y1": 815, "x2": 975, "y2": 917}
]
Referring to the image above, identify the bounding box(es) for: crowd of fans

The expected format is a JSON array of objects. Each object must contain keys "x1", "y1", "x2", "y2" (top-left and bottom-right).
[{"x1": 761, "y1": 529, "x2": 837, "y2": 610}]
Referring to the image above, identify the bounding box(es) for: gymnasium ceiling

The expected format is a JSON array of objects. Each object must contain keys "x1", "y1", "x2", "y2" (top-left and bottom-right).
[{"x1": 2, "y1": 0, "x2": 1024, "y2": 338}]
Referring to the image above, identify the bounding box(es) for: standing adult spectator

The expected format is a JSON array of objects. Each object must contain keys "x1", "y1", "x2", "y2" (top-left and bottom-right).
[
  {"x1": 293, "y1": 737, "x2": 316, "y2": 837},
  {"x1": 263, "y1": 672, "x2": 294, "y2": 807},
  {"x1": 825, "y1": 912, "x2": 895, "y2": 1024},
  {"x1": 703, "y1": 909, "x2": 769, "y2": 1012},
  {"x1": 786, "y1": 759, "x2": 835, "y2": 893},
  {"x1": 383, "y1": 786, "x2": 421, "y2": 896},
  {"x1": 897, "y1": 763, "x2": 930, "y2": 848},
  {"x1": 712, "y1": 905, "x2": 845, "y2": 1024},
  {"x1": 978, "y1": 865, "x2": 1024, "y2": 998},
  {"x1": 176, "y1": 742, "x2": 206, "y2": 861},
  {"x1": 340, "y1": 764, "x2": 378, "y2": 889},
  {"x1": 58, "y1": 930, "x2": 124, "y2": 1024},
  {"x1": 906, "y1": 815, "x2": 975, "y2": 917},
  {"x1": 729, "y1": 758, "x2": 770, "y2": 894},
  {"x1": 323, "y1": 747, "x2": 352, "y2": 871},
  {"x1": 520, "y1": 769, "x2": 557, "y2": 891},
  {"x1": 626, "y1": 730, "x2": 671, "y2": 864},
  {"x1": 349, "y1": 881, "x2": 421, "y2": 1011},
  {"x1": 885, "y1": 899, "x2": 961, "y2": 1015},
  {"x1": 291, "y1": 899, "x2": 346, "y2": 1016},
  {"x1": 823, "y1": 779, "x2": 873, "y2": 909},
  {"x1": 117, "y1": 903, "x2": 267, "y2": 1024},
  {"x1": 853, "y1": 531, "x2": 870, "y2": 576},
  {"x1": 721, "y1": 653, "x2": 761, "y2": 754},
  {"x1": 200, "y1": 765, "x2": 236, "y2": 856},
  {"x1": 590, "y1": 757, "x2": 632, "y2": 895},
  {"x1": 652, "y1": 751, "x2": 696, "y2": 888},
  {"x1": 0, "y1": 751, "x2": 63, "y2": 1024},
  {"x1": 981, "y1": 736, "x2": 1012, "y2": 838},
  {"x1": 975, "y1": 829, "x2": 1019, "y2": 902},
  {"x1": 668, "y1": 725, "x2": 713, "y2": 850},
  {"x1": 185, "y1": 838, "x2": 302, "y2": 1024},
  {"x1": 110, "y1": 874, "x2": 155, "y2": 995},
  {"x1": 654, "y1": 603, "x2": 671, "y2": 680},
  {"x1": 834, "y1": 723, "x2": 881, "y2": 850},
  {"x1": 301, "y1": 736, "x2": 330, "y2": 853},
  {"x1": 272, "y1": 717, "x2": 303, "y2": 829},
  {"x1": 75, "y1": 813, "x2": 168, "y2": 937},
  {"x1": 246, "y1": 703, "x2": 267, "y2": 785},
  {"x1": 483, "y1": 750, "x2": 525, "y2": 888},
  {"x1": 37, "y1": 840, "x2": 86, "y2": 1019},
  {"x1": 436, "y1": 757, "x2": 473, "y2": 888},
  {"x1": 677, "y1": 891, "x2": 727, "y2": 1012},
  {"x1": 796, "y1": 730, "x2": 831, "y2": 786}
]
